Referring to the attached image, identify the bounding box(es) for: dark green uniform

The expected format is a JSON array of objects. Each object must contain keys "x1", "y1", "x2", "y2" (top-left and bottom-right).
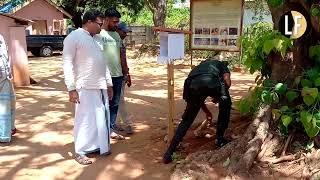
[{"x1": 163, "y1": 59, "x2": 232, "y2": 163}]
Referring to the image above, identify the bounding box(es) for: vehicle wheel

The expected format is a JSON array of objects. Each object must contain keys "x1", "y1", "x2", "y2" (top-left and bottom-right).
[
  {"x1": 31, "y1": 49, "x2": 40, "y2": 57},
  {"x1": 40, "y1": 46, "x2": 53, "y2": 57}
]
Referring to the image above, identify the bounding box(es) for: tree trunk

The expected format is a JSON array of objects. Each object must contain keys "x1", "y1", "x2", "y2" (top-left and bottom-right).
[
  {"x1": 145, "y1": 0, "x2": 167, "y2": 27},
  {"x1": 61, "y1": 0, "x2": 87, "y2": 28},
  {"x1": 153, "y1": 7, "x2": 166, "y2": 27},
  {"x1": 267, "y1": 1, "x2": 315, "y2": 84}
]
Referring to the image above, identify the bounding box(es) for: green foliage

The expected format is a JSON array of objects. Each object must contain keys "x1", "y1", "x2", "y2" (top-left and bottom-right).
[
  {"x1": 309, "y1": 45, "x2": 320, "y2": 59},
  {"x1": 305, "y1": 140, "x2": 315, "y2": 151},
  {"x1": 263, "y1": 38, "x2": 292, "y2": 57},
  {"x1": 55, "y1": 0, "x2": 144, "y2": 14},
  {"x1": 224, "y1": 53, "x2": 242, "y2": 70},
  {"x1": 282, "y1": 115, "x2": 293, "y2": 128},
  {"x1": 309, "y1": 45, "x2": 320, "y2": 65},
  {"x1": 0, "y1": 0, "x2": 26, "y2": 7},
  {"x1": 54, "y1": 0, "x2": 144, "y2": 27},
  {"x1": 261, "y1": 90, "x2": 273, "y2": 104},
  {"x1": 277, "y1": 68, "x2": 320, "y2": 138},
  {"x1": 300, "y1": 111, "x2": 320, "y2": 138},
  {"x1": 245, "y1": 0, "x2": 271, "y2": 22},
  {"x1": 275, "y1": 83, "x2": 287, "y2": 95},
  {"x1": 301, "y1": 79, "x2": 313, "y2": 88},
  {"x1": 311, "y1": 5, "x2": 320, "y2": 17},
  {"x1": 239, "y1": 66, "x2": 320, "y2": 138},
  {"x1": 241, "y1": 22, "x2": 293, "y2": 76},
  {"x1": 235, "y1": 87, "x2": 263, "y2": 116},
  {"x1": 131, "y1": 7, "x2": 153, "y2": 26},
  {"x1": 132, "y1": 5, "x2": 189, "y2": 28},
  {"x1": 171, "y1": 152, "x2": 182, "y2": 163},
  {"x1": 286, "y1": 91, "x2": 298, "y2": 102},
  {"x1": 271, "y1": 68, "x2": 320, "y2": 138},
  {"x1": 166, "y1": 4, "x2": 189, "y2": 28},
  {"x1": 267, "y1": 0, "x2": 285, "y2": 7}
]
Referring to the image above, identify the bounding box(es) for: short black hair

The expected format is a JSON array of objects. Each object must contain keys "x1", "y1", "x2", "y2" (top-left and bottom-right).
[
  {"x1": 104, "y1": 8, "x2": 121, "y2": 18},
  {"x1": 82, "y1": 10, "x2": 104, "y2": 25}
]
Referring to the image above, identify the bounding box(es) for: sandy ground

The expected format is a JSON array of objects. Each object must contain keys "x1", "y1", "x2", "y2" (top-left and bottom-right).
[{"x1": 0, "y1": 52, "x2": 255, "y2": 180}]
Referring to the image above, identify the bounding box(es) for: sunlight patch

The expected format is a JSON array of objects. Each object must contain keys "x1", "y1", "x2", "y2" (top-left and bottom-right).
[
  {"x1": 30, "y1": 132, "x2": 72, "y2": 146},
  {"x1": 130, "y1": 90, "x2": 167, "y2": 98}
]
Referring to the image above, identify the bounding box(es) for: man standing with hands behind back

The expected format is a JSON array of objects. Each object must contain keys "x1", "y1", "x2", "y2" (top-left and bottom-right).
[
  {"x1": 63, "y1": 10, "x2": 113, "y2": 165},
  {"x1": 115, "y1": 22, "x2": 133, "y2": 134}
]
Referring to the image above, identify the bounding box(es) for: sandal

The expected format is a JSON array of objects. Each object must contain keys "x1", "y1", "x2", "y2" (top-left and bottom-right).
[
  {"x1": 75, "y1": 154, "x2": 92, "y2": 165},
  {"x1": 110, "y1": 132, "x2": 125, "y2": 140},
  {"x1": 11, "y1": 128, "x2": 17, "y2": 136},
  {"x1": 101, "y1": 151, "x2": 112, "y2": 156},
  {"x1": 114, "y1": 125, "x2": 124, "y2": 131}
]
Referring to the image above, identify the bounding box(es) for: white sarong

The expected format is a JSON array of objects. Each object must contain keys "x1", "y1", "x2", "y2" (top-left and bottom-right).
[{"x1": 74, "y1": 89, "x2": 110, "y2": 155}]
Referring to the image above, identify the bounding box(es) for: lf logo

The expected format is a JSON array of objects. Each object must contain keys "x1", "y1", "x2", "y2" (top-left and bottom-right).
[{"x1": 279, "y1": 11, "x2": 307, "y2": 39}]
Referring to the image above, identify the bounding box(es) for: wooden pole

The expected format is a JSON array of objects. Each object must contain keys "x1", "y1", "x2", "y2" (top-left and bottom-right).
[
  {"x1": 167, "y1": 61, "x2": 175, "y2": 143},
  {"x1": 190, "y1": 50, "x2": 193, "y2": 69}
]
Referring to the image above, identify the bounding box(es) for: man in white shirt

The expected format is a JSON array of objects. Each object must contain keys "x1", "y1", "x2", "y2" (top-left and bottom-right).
[{"x1": 63, "y1": 10, "x2": 113, "y2": 165}]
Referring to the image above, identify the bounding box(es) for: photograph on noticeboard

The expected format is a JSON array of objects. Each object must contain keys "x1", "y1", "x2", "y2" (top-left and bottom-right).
[
  {"x1": 202, "y1": 28, "x2": 211, "y2": 35},
  {"x1": 211, "y1": 38, "x2": 219, "y2": 45},
  {"x1": 219, "y1": 38, "x2": 228, "y2": 46},
  {"x1": 220, "y1": 27, "x2": 229, "y2": 36},
  {"x1": 194, "y1": 38, "x2": 211, "y2": 45},
  {"x1": 211, "y1": 27, "x2": 219, "y2": 35},
  {"x1": 229, "y1": 27, "x2": 238, "y2": 35},
  {"x1": 228, "y1": 39, "x2": 237, "y2": 46},
  {"x1": 195, "y1": 28, "x2": 203, "y2": 35}
]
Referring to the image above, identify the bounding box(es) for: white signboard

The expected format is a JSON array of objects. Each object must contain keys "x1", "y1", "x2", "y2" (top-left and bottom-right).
[{"x1": 158, "y1": 32, "x2": 185, "y2": 64}]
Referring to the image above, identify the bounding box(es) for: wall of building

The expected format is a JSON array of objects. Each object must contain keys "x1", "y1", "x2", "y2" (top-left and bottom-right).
[
  {"x1": 0, "y1": 15, "x2": 30, "y2": 86},
  {"x1": 14, "y1": 0, "x2": 64, "y2": 35}
]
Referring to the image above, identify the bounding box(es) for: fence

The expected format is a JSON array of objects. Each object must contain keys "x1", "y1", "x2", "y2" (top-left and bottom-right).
[{"x1": 124, "y1": 26, "x2": 154, "y2": 47}]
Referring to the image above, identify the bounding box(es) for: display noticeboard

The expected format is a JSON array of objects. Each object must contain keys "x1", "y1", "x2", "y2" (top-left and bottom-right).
[{"x1": 190, "y1": 0, "x2": 244, "y2": 51}]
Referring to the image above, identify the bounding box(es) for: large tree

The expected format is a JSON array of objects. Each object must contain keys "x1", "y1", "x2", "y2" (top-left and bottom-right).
[
  {"x1": 172, "y1": 0, "x2": 320, "y2": 178},
  {"x1": 55, "y1": 0, "x2": 144, "y2": 28},
  {"x1": 145, "y1": 0, "x2": 167, "y2": 27}
]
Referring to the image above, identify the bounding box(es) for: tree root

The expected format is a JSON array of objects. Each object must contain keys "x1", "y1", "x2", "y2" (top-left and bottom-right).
[
  {"x1": 310, "y1": 169, "x2": 320, "y2": 180},
  {"x1": 172, "y1": 105, "x2": 273, "y2": 178},
  {"x1": 281, "y1": 132, "x2": 294, "y2": 156},
  {"x1": 262, "y1": 154, "x2": 297, "y2": 164},
  {"x1": 257, "y1": 133, "x2": 274, "y2": 160},
  {"x1": 227, "y1": 105, "x2": 272, "y2": 174},
  {"x1": 287, "y1": 156, "x2": 305, "y2": 165}
]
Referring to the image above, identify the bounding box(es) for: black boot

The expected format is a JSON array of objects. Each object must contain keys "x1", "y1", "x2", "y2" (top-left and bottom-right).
[
  {"x1": 215, "y1": 137, "x2": 230, "y2": 148},
  {"x1": 163, "y1": 139, "x2": 180, "y2": 164},
  {"x1": 163, "y1": 151, "x2": 173, "y2": 164}
]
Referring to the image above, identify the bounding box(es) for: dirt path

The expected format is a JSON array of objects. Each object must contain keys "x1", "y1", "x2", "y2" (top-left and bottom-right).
[{"x1": 0, "y1": 53, "x2": 255, "y2": 180}]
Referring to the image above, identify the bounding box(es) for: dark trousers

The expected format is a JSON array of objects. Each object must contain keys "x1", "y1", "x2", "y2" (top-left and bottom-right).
[
  {"x1": 109, "y1": 76, "x2": 123, "y2": 130},
  {"x1": 165, "y1": 85, "x2": 232, "y2": 156}
]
